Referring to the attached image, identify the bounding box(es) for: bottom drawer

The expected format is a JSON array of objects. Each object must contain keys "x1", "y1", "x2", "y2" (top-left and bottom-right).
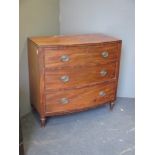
[{"x1": 45, "y1": 82, "x2": 116, "y2": 114}]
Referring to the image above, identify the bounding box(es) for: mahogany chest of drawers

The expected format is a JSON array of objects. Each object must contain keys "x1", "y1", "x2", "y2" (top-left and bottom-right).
[{"x1": 28, "y1": 34, "x2": 122, "y2": 127}]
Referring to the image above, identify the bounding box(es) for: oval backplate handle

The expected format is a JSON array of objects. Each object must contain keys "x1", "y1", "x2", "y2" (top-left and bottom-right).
[
  {"x1": 100, "y1": 69, "x2": 107, "y2": 77},
  {"x1": 99, "y1": 91, "x2": 106, "y2": 97},
  {"x1": 60, "y1": 75, "x2": 70, "y2": 83},
  {"x1": 101, "y1": 51, "x2": 109, "y2": 58},
  {"x1": 60, "y1": 98, "x2": 69, "y2": 104},
  {"x1": 60, "y1": 55, "x2": 70, "y2": 62}
]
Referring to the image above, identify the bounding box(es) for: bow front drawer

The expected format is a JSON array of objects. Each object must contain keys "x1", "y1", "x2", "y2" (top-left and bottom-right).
[
  {"x1": 45, "y1": 62, "x2": 117, "y2": 91},
  {"x1": 44, "y1": 43, "x2": 119, "y2": 68},
  {"x1": 45, "y1": 82, "x2": 116, "y2": 114}
]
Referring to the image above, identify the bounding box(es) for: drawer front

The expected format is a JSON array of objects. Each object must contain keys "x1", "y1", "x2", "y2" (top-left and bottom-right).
[
  {"x1": 45, "y1": 82, "x2": 116, "y2": 114},
  {"x1": 45, "y1": 62, "x2": 117, "y2": 91},
  {"x1": 44, "y1": 43, "x2": 119, "y2": 68}
]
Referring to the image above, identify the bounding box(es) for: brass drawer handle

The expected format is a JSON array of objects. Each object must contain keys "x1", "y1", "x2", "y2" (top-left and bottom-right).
[
  {"x1": 60, "y1": 75, "x2": 69, "y2": 83},
  {"x1": 100, "y1": 69, "x2": 107, "y2": 77},
  {"x1": 99, "y1": 91, "x2": 106, "y2": 97},
  {"x1": 60, "y1": 55, "x2": 70, "y2": 62},
  {"x1": 60, "y1": 98, "x2": 69, "y2": 104},
  {"x1": 101, "y1": 51, "x2": 109, "y2": 58}
]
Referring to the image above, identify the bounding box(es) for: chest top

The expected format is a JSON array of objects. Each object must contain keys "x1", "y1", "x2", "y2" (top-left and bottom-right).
[{"x1": 29, "y1": 33, "x2": 121, "y2": 47}]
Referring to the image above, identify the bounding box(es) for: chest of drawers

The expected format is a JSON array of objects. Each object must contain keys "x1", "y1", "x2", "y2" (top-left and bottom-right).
[{"x1": 28, "y1": 34, "x2": 122, "y2": 127}]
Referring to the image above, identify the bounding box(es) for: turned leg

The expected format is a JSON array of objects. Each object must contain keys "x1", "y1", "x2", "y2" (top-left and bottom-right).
[
  {"x1": 109, "y1": 101, "x2": 115, "y2": 110},
  {"x1": 40, "y1": 117, "x2": 46, "y2": 128}
]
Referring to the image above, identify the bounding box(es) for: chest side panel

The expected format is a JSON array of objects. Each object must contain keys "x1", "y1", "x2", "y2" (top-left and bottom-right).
[{"x1": 28, "y1": 40, "x2": 45, "y2": 115}]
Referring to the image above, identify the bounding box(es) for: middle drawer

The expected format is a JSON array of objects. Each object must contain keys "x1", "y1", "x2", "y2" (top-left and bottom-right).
[{"x1": 45, "y1": 62, "x2": 116, "y2": 91}]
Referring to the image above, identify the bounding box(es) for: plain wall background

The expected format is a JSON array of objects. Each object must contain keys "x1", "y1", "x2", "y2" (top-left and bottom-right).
[
  {"x1": 60, "y1": 0, "x2": 135, "y2": 98},
  {"x1": 19, "y1": 0, "x2": 59, "y2": 116}
]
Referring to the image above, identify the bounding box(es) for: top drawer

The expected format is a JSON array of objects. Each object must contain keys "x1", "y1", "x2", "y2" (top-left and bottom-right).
[{"x1": 44, "y1": 43, "x2": 119, "y2": 68}]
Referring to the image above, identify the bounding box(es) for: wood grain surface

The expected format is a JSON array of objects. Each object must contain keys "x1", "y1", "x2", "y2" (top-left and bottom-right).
[
  {"x1": 28, "y1": 34, "x2": 122, "y2": 127},
  {"x1": 45, "y1": 62, "x2": 117, "y2": 91},
  {"x1": 28, "y1": 39, "x2": 41, "y2": 113},
  {"x1": 44, "y1": 43, "x2": 119, "y2": 68},
  {"x1": 28, "y1": 39, "x2": 45, "y2": 119},
  {"x1": 29, "y1": 34, "x2": 121, "y2": 47},
  {"x1": 45, "y1": 81, "x2": 116, "y2": 114}
]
